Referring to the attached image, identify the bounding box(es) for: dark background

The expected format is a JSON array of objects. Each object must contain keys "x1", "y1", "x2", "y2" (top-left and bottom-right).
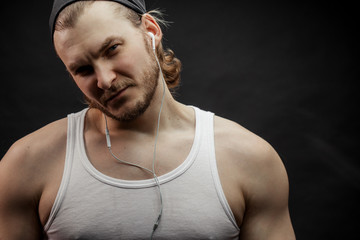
[{"x1": 0, "y1": 0, "x2": 358, "y2": 239}]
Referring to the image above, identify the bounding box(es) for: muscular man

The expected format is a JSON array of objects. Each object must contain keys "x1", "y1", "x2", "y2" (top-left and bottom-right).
[{"x1": 0, "y1": 0, "x2": 295, "y2": 239}]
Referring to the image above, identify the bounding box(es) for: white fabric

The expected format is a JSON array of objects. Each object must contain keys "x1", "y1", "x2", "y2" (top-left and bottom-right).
[{"x1": 44, "y1": 107, "x2": 240, "y2": 239}]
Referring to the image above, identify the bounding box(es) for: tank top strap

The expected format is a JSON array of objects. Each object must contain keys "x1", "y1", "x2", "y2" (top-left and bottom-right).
[
  {"x1": 200, "y1": 108, "x2": 240, "y2": 231},
  {"x1": 43, "y1": 109, "x2": 88, "y2": 231}
]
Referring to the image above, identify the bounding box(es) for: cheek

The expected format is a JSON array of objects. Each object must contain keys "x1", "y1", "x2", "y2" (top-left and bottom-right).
[
  {"x1": 116, "y1": 54, "x2": 139, "y2": 74},
  {"x1": 73, "y1": 78, "x2": 88, "y2": 92},
  {"x1": 73, "y1": 77, "x2": 101, "y2": 98},
  {"x1": 117, "y1": 45, "x2": 150, "y2": 75}
]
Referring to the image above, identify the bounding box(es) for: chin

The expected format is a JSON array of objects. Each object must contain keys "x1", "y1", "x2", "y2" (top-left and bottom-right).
[{"x1": 91, "y1": 99, "x2": 151, "y2": 122}]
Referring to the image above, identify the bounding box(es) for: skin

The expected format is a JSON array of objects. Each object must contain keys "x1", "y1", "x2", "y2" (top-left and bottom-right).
[{"x1": 0, "y1": 2, "x2": 295, "y2": 239}]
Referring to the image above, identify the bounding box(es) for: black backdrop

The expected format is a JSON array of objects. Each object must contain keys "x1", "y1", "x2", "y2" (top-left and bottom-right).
[{"x1": 0, "y1": 1, "x2": 358, "y2": 239}]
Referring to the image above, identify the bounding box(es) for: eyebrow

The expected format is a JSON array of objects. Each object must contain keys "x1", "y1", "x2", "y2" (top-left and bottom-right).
[
  {"x1": 67, "y1": 36, "x2": 124, "y2": 74},
  {"x1": 97, "y1": 36, "x2": 121, "y2": 56}
]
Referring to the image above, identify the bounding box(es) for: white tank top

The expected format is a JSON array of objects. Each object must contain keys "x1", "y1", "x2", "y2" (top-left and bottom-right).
[{"x1": 44, "y1": 106, "x2": 240, "y2": 239}]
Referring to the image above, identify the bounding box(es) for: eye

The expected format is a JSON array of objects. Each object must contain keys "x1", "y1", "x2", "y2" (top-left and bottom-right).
[
  {"x1": 109, "y1": 44, "x2": 119, "y2": 51},
  {"x1": 75, "y1": 65, "x2": 93, "y2": 76},
  {"x1": 106, "y1": 44, "x2": 120, "y2": 56}
]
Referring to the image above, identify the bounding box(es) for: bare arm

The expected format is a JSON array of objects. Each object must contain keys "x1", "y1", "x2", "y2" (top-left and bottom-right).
[
  {"x1": 239, "y1": 143, "x2": 295, "y2": 240},
  {"x1": 0, "y1": 142, "x2": 44, "y2": 239},
  {"x1": 214, "y1": 116, "x2": 295, "y2": 239},
  {"x1": 0, "y1": 118, "x2": 67, "y2": 239}
]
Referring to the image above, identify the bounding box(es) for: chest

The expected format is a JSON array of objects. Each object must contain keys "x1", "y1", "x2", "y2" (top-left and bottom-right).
[
  {"x1": 84, "y1": 130, "x2": 195, "y2": 180},
  {"x1": 41, "y1": 108, "x2": 245, "y2": 237},
  {"x1": 44, "y1": 132, "x2": 240, "y2": 239}
]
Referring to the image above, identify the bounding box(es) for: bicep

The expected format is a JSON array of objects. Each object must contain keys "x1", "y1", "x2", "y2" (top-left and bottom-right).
[
  {"x1": 0, "y1": 145, "x2": 43, "y2": 240},
  {"x1": 0, "y1": 199, "x2": 43, "y2": 240},
  {"x1": 240, "y1": 204, "x2": 294, "y2": 239},
  {"x1": 239, "y1": 147, "x2": 295, "y2": 240}
]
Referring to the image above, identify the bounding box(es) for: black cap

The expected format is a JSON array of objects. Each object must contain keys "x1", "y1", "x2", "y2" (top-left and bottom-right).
[{"x1": 49, "y1": 0, "x2": 146, "y2": 40}]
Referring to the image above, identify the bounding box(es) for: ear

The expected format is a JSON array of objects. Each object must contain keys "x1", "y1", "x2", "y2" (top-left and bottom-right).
[{"x1": 141, "y1": 14, "x2": 163, "y2": 49}]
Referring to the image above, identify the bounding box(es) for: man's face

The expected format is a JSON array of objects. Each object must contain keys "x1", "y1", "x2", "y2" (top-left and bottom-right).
[{"x1": 54, "y1": 1, "x2": 159, "y2": 121}]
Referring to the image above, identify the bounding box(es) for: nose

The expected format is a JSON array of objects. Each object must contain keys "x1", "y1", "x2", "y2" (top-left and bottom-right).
[{"x1": 95, "y1": 64, "x2": 116, "y2": 90}]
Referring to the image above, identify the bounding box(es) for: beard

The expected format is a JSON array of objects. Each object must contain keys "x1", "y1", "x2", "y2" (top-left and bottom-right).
[{"x1": 85, "y1": 35, "x2": 160, "y2": 122}]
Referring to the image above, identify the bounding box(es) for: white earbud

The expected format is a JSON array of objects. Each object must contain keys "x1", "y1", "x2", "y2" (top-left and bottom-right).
[{"x1": 148, "y1": 32, "x2": 155, "y2": 51}]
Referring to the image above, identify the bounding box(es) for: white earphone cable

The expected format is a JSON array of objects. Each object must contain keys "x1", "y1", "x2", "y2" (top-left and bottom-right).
[{"x1": 103, "y1": 33, "x2": 166, "y2": 239}]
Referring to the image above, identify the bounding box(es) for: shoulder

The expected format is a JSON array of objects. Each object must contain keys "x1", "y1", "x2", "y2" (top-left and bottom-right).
[
  {"x1": 213, "y1": 115, "x2": 288, "y2": 199},
  {"x1": 213, "y1": 115, "x2": 279, "y2": 166},
  {"x1": 0, "y1": 117, "x2": 68, "y2": 193},
  {"x1": 4, "y1": 117, "x2": 68, "y2": 164}
]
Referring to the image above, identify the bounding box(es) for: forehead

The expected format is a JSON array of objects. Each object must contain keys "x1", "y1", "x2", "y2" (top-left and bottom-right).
[{"x1": 54, "y1": 1, "x2": 140, "y2": 60}]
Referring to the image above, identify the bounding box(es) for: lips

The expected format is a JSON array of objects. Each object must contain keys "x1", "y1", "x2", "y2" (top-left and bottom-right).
[{"x1": 105, "y1": 86, "x2": 129, "y2": 106}]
